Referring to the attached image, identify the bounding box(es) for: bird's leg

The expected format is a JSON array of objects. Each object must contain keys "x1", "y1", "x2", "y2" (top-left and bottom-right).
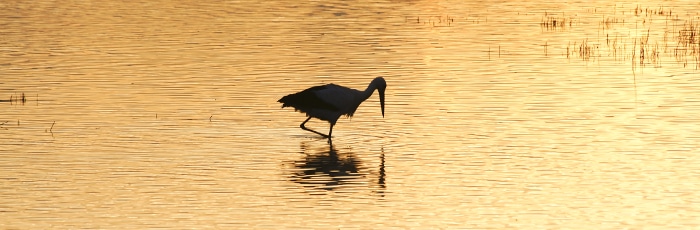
[
  {"x1": 328, "y1": 123, "x2": 334, "y2": 139},
  {"x1": 326, "y1": 123, "x2": 334, "y2": 143},
  {"x1": 300, "y1": 117, "x2": 312, "y2": 129},
  {"x1": 299, "y1": 117, "x2": 330, "y2": 138}
]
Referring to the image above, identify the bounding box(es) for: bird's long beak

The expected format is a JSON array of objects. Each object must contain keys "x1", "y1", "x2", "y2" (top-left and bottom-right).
[{"x1": 379, "y1": 89, "x2": 385, "y2": 118}]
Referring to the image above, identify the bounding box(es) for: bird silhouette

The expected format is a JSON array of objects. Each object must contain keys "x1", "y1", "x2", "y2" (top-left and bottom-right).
[{"x1": 278, "y1": 77, "x2": 386, "y2": 138}]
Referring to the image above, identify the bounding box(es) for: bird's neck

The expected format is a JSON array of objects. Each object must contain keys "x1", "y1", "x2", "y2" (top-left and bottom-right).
[{"x1": 362, "y1": 83, "x2": 378, "y2": 101}]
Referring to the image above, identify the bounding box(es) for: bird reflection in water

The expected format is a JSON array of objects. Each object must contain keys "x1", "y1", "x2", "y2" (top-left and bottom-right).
[{"x1": 288, "y1": 140, "x2": 385, "y2": 195}]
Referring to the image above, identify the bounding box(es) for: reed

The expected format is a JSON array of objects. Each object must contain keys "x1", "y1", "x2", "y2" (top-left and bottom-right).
[
  {"x1": 541, "y1": 15, "x2": 573, "y2": 31},
  {"x1": 1, "y1": 92, "x2": 27, "y2": 105},
  {"x1": 556, "y1": 5, "x2": 700, "y2": 69},
  {"x1": 634, "y1": 5, "x2": 671, "y2": 17},
  {"x1": 605, "y1": 33, "x2": 622, "y2": 61},
  {"x1": 601, "y1": 16, "x2": 625, "y2": 31},
  {"x1": 578, "y1": 39, "x2": 593, "y2": 61},
  {"x1": 674, "y1": 18, "x2": 700, "y2": 68},
  {"x1": 406, "y1": 15, "x2": 455, "y2": 27},
  {"x1": 565, "y1": 38, "x2": 600, "y2": 62},
  {"x1": 678, "y1": 19, "x2": 698, "y2": 47},
  {"x1": 46, "y1": 121, "x2": 55, "y2": 133}
]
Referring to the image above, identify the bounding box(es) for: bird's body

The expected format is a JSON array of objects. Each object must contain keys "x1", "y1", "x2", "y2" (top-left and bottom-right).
[{"x1": 278, "y1": 77, "x2": 386, "y2": 138}]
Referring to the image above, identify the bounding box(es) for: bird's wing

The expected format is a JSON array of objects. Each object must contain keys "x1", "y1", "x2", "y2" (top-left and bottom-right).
[
  {"x1": 313, "y1": 84, "x2": 360, "y2": 113},
  {"x1": 278, "y1": 84, "x2": 340, "y2": 111}
]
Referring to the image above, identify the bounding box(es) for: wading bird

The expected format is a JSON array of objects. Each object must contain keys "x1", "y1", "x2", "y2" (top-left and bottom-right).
[{"x1": 278, "y1": 77, "x2": 386, "y2": 139}]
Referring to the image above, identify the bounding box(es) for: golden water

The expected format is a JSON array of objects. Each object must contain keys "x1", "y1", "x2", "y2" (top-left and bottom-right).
[{"x1": 2, "y1": 0, "x2": 700, "y2": 228}]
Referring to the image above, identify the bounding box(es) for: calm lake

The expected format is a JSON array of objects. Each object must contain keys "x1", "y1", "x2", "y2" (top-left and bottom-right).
[{"x1": 2, "y1": 0, "x2": 700, "y2": 229}]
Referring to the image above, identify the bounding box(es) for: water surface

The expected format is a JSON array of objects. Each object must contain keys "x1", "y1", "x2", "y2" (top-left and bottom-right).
[{"x1": 2, "y1": 0, "x2": 700, "y2": 228}]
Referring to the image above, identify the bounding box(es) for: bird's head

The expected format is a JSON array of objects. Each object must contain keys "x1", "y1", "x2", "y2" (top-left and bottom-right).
[{"x1": 372, "y1": 77, "x2": 387, "y2": 118}]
